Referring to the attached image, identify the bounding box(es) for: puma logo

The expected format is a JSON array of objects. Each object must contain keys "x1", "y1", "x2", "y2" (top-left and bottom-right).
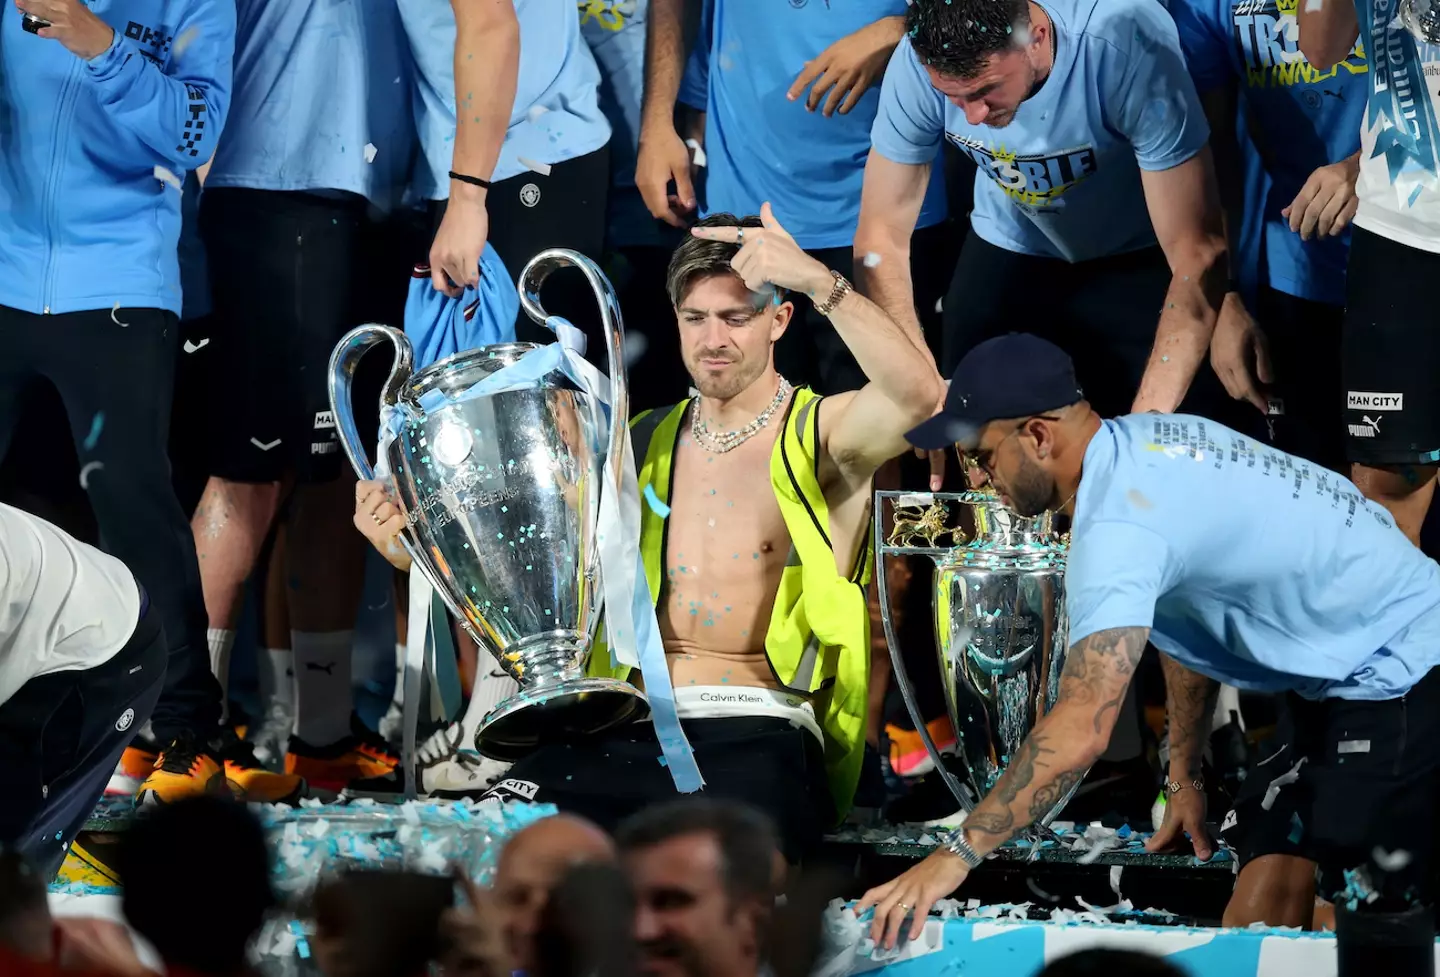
[{"x1": 305, "y1": 662, "x2": 336, "y2": 675}]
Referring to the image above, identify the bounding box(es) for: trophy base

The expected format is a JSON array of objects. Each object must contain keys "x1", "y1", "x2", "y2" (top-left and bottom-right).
[{"x1": 474, "y1": 677, "x2": 650, "y2": 761}]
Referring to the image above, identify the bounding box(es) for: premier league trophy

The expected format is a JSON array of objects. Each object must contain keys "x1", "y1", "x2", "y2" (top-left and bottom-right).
[
  {"x1": 875, "y1": 489, "x2": 1078, "y2": 831},
  {"x1": 329, "y1": 250, "x2": 649, "y2": 772}
]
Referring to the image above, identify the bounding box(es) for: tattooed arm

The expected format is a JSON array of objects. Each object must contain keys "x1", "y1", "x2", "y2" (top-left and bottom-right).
[
  {"x1": 961, "y1": 626, "x2": 1151, "y2": 851},
  {"x1": 857, "y1": 627, "x2": 1150, "y2": 949},
  {"x1": 1145, "y1": 654, "x2": 1219, "y2": 858},
  {"x1": 1160, "y1": 653, "x2": 1217, "y2": 782}
]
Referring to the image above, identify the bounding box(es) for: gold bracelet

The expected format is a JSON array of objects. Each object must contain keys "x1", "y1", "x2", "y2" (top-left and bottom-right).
[{"x1": 814, "y1": 271, "x2": 853, "y2": 316}]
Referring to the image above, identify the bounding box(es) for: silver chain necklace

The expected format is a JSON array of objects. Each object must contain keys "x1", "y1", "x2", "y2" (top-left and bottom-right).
[{"x1": 691, "y1": 377, "x2": 792, "y2": 454}]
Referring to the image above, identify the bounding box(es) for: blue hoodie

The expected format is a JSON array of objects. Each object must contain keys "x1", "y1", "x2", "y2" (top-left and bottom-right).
[{"x1": 0, "y1": 0, "x2": 236, "y2": 317}]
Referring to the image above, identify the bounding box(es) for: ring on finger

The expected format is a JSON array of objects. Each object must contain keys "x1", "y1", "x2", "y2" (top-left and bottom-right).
[
  {"x1": 737, "y1": 228, "x2": 745, "y2": 244},
  {"x1": 896, "y1": 903, "x2": 911, "y2": 912},
  {"x1": 371, "y1": 512, "x2": 383, "y2": 525}
]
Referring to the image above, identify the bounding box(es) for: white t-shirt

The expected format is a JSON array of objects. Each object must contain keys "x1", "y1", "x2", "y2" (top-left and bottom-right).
[
  {"x1": 1353, "y1": 1, "x2": 1440, "y2": 253},
  {"x1": 0, "y1": 503, "x2": 141, "y2": 708}
]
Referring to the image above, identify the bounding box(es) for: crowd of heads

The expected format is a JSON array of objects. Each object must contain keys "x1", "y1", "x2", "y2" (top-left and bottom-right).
[{"x1": 1, "y1": 795, "x2": 1190, "y2": 977}]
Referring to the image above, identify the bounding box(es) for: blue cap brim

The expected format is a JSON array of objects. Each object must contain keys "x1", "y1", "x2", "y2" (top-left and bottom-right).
[{"x1": 904, "y1": 412, "x2": 978, "y2": 451}]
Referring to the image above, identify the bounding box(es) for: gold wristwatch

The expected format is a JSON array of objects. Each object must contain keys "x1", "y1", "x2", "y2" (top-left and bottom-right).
[{"x1": 814, "y1": 270, "x2": 853, "y2": 316}]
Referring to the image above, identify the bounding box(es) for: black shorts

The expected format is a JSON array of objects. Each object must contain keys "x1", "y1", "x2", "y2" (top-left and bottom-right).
[
  {"x1": 1342, "y1": 226, "x2": 1440, "y2": 466},
  {"x1": 1256, "y1": 286, "x2": 1346, "y2": 473},
  {"x1": 1219, "y1": 669, "x2": 1440, "y2": 909},
  {"x1": 942, "y1": 230, "x2": 1249, "y2": 427},
  {"x1": 198, "y1": 188, "x2": 375, "y2": 483},
  {"x1": 481, "y1": 717, "x2": 833, "y2": 864}
]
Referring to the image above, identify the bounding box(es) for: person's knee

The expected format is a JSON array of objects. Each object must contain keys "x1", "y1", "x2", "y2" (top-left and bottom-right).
[{"x1": 1223, "y1": 854, "x2": 1317, "y2": 928}]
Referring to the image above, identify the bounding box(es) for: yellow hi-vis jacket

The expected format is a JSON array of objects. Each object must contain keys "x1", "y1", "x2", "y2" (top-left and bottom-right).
[{"x1": 588, "y1": 387, "x2": 873, "y2": 818}]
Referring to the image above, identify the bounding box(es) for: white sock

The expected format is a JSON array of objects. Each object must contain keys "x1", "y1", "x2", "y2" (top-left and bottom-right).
[
  {"x1": 458, "y1": 661, "x2": 520, "y2": 749},
  {"x1": 1213, "y1": 684, "x2": 1244, "y2": 732},
  {"x1": 207, "y1": 628, "x2": 236, "y2": 724},
  {"x1": 291, "y1": 630, "x2": 355, "y2": 747},
  {"x1": 259, "y1": 647, "x2": 295, "y2": 715}
]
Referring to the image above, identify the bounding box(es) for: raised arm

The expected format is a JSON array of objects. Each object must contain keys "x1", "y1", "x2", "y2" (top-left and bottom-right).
[
  {"x1": 429, "y1": 0, "x2": 520, "y2": 297},
  {"x1": 852, "y1": 151, "x2": 934, "y2": 349},
  {"x1": 690, "y1": 205, "x2": 943, "y2": 480},
  {"x1": 857, "y1": 626, "x2": 1151, "y2": 948},
  {"x1": 1297, "y1": 0, "x2": 1360, "y2": 71},
  {"x1": 1131, "y1": 150, "x2": 1231, "y2": 414}
]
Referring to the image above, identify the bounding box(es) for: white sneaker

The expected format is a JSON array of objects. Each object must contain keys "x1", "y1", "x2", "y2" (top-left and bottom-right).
[
  {"x1": 249, "y1": 701, "x2": 295, "y2": 769},
  {"x1": 342, "y1": 723, "x2": 510, "y2": 800},
  {"x1": 417, "y1": 723, "x2": 510, "y2": 799}
]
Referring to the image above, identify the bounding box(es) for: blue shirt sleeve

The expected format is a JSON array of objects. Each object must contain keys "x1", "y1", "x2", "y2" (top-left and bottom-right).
[
  {"x1": 1064, "y1": 520, "x2": 1174, "y2": 646},
  {"x1": 81, "y1": 0, "x2": 235, "y2": 172},
  {"x1": 1098, "y1": 1, "x2": 1210, "y2": 171},
  {"x1": 870, "y1": 37, "x2": 946, "y2": 166},
  {"x1": 1169, "y1": 0, "x2": 1235, "y2": 95},
  {"x1": 678, "y1": 0, "x2": 713, "y2": 112}
]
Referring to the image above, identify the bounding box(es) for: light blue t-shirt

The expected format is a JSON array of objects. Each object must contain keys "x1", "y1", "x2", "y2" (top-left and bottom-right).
[
  {"x1": 1067, "y1": 414, "x2": 1440, "y2": 701},
  {"x1": 579, "y1": 0, "x2": 677, "y2": 249},
  {"x1": 872, "y1": 0, "x2": 1209, "y2": 262},
  {"x1": 680, "y1": 0, "x2": 947, "y2": 251},
  {"x1": 204, "y1": 0, "x2": 415, "y2": 211},
  {"x1": 1171, "y1": 0, "x2": 1366, "y2": 307},
  {"x1": 398, "y1": 0, "x2": 612, "y2": 200}
]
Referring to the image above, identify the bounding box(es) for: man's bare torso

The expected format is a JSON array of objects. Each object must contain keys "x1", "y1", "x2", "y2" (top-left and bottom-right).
[{"x1": 658, "y1": 396, "x2": 870, "y2": 690}]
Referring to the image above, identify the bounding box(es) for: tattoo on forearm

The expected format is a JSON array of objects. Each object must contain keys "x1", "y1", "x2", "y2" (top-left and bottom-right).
[
  {"x1": 1057, "y1": 627, "x2": 1149, "y2": 733},
  {"x1": 1160, "y1": 654, "x2": 1218, "y2": 778}
]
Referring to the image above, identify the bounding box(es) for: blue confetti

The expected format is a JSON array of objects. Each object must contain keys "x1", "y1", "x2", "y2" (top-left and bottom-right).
[
  {"x1": 643, "y1": 484, "x2": 671, "y2": 518},
  {"x1": 83, "y1": 412, "x2": 105, "y2": 452},
  {"x1": 657, "y1": 756, "x2": 669, "y2": 767}
]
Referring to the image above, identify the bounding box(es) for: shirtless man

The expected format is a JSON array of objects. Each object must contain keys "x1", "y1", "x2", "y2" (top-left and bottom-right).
[{"x1": 355, "y1": 204, "x2": 944, "y2": 860}]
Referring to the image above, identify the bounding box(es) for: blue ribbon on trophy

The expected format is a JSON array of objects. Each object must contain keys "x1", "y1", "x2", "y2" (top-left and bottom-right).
[{"x1": 1368, "y1": 7, "x2": 1440, "y2": 188}]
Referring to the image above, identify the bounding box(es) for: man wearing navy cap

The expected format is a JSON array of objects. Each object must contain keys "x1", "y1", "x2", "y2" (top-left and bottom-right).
[{"x1": 858, "y1": 333, "x2": 1440, "y2": 960}]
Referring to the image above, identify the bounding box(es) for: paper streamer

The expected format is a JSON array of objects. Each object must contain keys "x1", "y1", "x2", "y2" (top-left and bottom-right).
[{"x1": 388, "y1": 320, "x2": 703, "y2": 792}]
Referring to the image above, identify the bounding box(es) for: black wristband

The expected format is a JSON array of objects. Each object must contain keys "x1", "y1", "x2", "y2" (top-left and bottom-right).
[{"x1": 449, "y1": 170, "x2": 493, "y2": 190}]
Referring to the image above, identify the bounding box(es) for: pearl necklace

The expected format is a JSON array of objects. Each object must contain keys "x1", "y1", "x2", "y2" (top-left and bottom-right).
[{"x1": 691, "y1": 377, "x2": 793, "y2": 454}]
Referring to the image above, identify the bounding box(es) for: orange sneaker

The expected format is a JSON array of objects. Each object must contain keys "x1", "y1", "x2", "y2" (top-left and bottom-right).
[
  {"x1": 285, "y1": 726, "x2": 398, "y2": 793},
  {"x1": 216, "y1": 732, "x2": 305, "y2": 804},
  {"x1": 135, "y1": 734, "x2": 229, "y2": 806},
  {"x1": 886, "y1": 717, "x2": 958, "y2": 779}
]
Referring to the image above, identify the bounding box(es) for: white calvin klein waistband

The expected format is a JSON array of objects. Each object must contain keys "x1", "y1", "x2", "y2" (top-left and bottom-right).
[{"x1": 662, "y1": 685, "x2": 824, "y2": 745}]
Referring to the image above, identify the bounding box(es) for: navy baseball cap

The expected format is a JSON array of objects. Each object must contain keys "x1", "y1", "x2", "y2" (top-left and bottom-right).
[{"x1": 905, "y1": 334, "x2": 1084, "y2": 450}]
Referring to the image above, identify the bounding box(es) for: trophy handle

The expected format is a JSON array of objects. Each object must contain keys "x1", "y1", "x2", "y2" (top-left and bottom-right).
[
  {"x1": 873, "y1": 491, "x2": 977, "y2": 818},
  {"x1": 518, "y1": 249, "x2": 628, "y2": 494},
  {"x1": 327, "y1": 324, "x2": 416, "y2": 482}
]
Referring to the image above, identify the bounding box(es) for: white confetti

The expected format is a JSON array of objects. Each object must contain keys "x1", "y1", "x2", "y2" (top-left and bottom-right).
[
  {"x1": 1109, "y1": 864, "x2": 1124, "y2": 901},
  {"x1": 363, "y1": 143, "x2": 378, "y2": 163},
  {"x1": 111, "y1": 303, "x2": 128, "y2": 327},
  {"x1": 1305, "y1": 0, "x2": 1323, "y2": 9},
  {"x1": 173, "y1": 26, "x2": 200, "y2": 57},
  {"x1": 1373, "y1": 847, "x2": 1413, "y2": 871},
  {"x1": 685, "y1": 138, "x2": 708, "y2": 168},
  {"x1": 862, "y1": 252, "x2": 883, "y2": 268},
  {"x1": 517, "y1": 156, "x2": 552, "y2": 176},
  {"x1": 79, "y1": 461, "x2": 104, "y2": 489},
  {"x1": 1260, "y1": 756, "x2": 1307, "y2": 810},
  {"x1": 153, "y1": 165, "x2": 183, "y2": 192},
  {"x1": 934, "y1": 296, "x2": 944, "y2": 313},
  {"x1": 623, "y1": 330, "x2": 648, "y2": 367},
  {"x1": 526, "y1": 104, "x2": 550, "y2": 122}
]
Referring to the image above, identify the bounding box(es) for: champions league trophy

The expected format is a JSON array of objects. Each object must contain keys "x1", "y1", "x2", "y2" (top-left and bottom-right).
[
  {"x1": 329, "y1": 250, "x2": 649, "y2": 778},
  {"x1": 875, "y1": 488, "x2": 1079, "y2": 834}
]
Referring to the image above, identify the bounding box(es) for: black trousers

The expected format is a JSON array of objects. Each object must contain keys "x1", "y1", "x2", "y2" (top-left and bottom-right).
[
  {"x1": 941, "y1": 230, "x2": 1248, "y2": 427},
  {"x1": 487, "y1": 717, "x2": 833, "y2": 864},
  {"x1": 0, "y1": 304, "x2": 220, "y2": 743},
  {"x1": 0, "y1": 605, "x2": 166, "y2": 880}
]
